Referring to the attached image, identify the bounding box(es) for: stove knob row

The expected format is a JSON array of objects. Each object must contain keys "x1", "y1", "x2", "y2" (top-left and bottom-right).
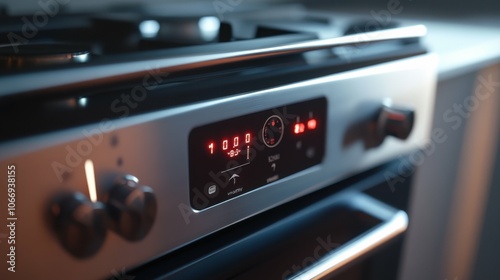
[{"x1": 49, "y1": 174, "x2": 157, "y2": 259}]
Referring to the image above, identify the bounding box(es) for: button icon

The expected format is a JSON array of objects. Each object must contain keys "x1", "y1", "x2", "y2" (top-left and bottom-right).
[
  {"x1": 229, "y1": 174, "x2": 240, "y2": 185},
  {"x1": 208, "y1": 185, "x2": 217, "y2": 195},
  {"x1": 306, "y1": 147, "x2": 316, "y2": 158}
]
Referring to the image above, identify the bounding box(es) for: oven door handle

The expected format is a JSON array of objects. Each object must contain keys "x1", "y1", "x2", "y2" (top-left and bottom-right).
[{"x1": 288, "y1": 192, "x2": 409, "y2": 280}]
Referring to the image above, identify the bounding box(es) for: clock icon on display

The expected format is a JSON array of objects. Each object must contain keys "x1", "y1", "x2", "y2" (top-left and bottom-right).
[{"x1": 262, "y1": 115, "x2": 284, "y2": 148}]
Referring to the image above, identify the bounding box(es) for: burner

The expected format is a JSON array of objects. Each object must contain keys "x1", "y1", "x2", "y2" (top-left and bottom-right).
[
  {"x1": 92, "y1": 13, "x2": 223, "y2": 53},
  {"x1": 0, "y1": 43, "x2": 91, "y2": 69}
]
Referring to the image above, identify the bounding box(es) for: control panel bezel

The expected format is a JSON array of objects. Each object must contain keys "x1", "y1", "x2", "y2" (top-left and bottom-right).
[{"x1": 188, "y1": 98, "x2": 327, "y2": 210}]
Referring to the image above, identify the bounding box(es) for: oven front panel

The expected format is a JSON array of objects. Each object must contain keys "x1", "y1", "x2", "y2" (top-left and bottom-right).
[{"x1": 0, "y1": 54, "x2": 437, "y2": 280}]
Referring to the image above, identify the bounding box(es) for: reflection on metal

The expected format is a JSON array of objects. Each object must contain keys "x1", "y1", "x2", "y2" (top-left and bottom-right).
[
  {"x1": 0, "y1": 43, "x2": 90, "y2": 69},
  {"x1": 198, "y1": 16, "x2": 220, "y2": 41},
  {"x1": 72, "y1": 52, "x2": 90, "y2": 63},
  {"x1": 84, "y1": 159, "x2": 98, "y2": 203},
  {"x1": 290, "y1": 198, "x2": 408, "y2": 280},
  {"x1": 139, "y1": 20, "x2": 161, "y2": 38},
  {"x1": 78, "y1": 97, "x2": 88, "y2": 107},
  {"x1": 0, "y1": 25, "x2": 426, "y2": 98}
]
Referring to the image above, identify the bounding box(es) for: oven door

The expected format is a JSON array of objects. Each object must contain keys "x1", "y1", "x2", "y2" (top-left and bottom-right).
[{"x1": 128, "y1": 160, "x2": 412, "y2": 280}]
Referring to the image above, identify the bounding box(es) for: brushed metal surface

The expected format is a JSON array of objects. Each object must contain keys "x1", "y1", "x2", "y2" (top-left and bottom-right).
[{"x1": 0, "y1": 54, "x2": 437, "y2": 279}]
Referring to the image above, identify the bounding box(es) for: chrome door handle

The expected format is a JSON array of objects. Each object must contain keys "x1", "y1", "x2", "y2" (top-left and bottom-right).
[{"x1": 288, "y1": 192, "x2": 409, "y2": 280}]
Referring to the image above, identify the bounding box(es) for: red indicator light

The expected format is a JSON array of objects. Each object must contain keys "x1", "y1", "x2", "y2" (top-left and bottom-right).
[
  {"x1": 233, "y1": 136, "x2": 239, "y2": 148},
  {"x1": 294, "y1": 123, "x2": 305, "y2": 134},
  {"x1": 222, "y1": 140, "x2": 228, "y2": 150},
  {"x1": 307, "y1": 119, "x2": 317, "y2": 130},
  {"x1": 208, "y1": 142, "x2": 214, "y2": 154}
]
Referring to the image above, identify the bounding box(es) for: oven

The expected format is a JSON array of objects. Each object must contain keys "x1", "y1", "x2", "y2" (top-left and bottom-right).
[{"x1": 0, "y1": 4, "x2": 437, "y2": 279}]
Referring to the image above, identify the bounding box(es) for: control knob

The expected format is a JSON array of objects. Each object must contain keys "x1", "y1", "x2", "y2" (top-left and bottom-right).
[
  {"x1": 375, "y1": 104, "x2": 415, "y2": 144},
  {"x1": 49, "y1": 192, "x2": 107, "y2": 258},
  {"x1": 105, "y1": 175, "x2": 157, "y2": 241}
]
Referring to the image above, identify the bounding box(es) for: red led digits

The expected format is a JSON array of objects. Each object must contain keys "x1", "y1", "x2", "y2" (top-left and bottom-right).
[
  {"x1": 228, "y1": 136, "x2": 241, "y2": 157},
  {"x1": 208, "y1": 133, "x2": 253, "y2": 157}
]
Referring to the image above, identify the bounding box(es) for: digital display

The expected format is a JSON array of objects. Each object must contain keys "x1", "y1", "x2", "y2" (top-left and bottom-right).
[
  {"x1": 189, "y1": 97, "x2": 327, "y2": 210},
  {"x1": 207, "y1": 133, "x2": 252, "y2": 158}
]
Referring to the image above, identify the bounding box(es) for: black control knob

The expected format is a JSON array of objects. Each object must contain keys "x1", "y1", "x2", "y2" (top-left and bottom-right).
[
  {"x1": 105, "y1": 175, "x2": 157, "y2": 241},
  {"x1": 49, "y1": 192, "x2": 107, "y2": 258},
  {"x1": 377, "y1": 105, "x2": 415, "y2": 140}
]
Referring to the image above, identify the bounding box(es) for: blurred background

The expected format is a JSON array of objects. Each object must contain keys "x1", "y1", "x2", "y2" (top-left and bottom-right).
[{"x1": 3, "y1": 0, "x2": 500, "y2": 15}]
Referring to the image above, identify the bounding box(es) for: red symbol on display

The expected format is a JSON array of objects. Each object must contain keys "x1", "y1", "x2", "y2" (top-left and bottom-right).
[
  {"x1": 228, "y1": 149, "x2": 241, "y2": 157},
  {"x1": 307, "y1": 119, "x2": 317, "y2": 130},
  {"x1": 294, "y1": 123, "x2": 305, "y2": 134}
]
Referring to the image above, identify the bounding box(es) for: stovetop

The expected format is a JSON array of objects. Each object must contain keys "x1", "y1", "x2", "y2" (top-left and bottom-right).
[
  {"x1": 0, "y1": 4, "x2": 424, "y2": 73},
  {"x1": 0, "y1": 4, "x2": 427, "y2": 142}
]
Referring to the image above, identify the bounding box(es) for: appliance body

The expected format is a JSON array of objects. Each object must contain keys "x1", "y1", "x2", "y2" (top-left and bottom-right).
[
  {"x1": 0, "y1": 4, "x2": 439, "y2": 279},
  {"x1": 0, "y1": 52, "x2": 437, "y2": 279}
]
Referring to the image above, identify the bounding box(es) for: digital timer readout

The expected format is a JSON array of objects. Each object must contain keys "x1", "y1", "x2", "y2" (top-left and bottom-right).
[{"x1": 207, "y1": 133, "x2": 252, "y2": 158}]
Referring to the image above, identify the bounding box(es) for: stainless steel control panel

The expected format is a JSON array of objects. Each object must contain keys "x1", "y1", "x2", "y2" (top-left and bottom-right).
[{"x1": 0, "y1": 54, "x2": 437, "y2": 280}]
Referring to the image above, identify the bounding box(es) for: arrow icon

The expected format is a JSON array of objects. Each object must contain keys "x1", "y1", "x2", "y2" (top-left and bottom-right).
[{"x1": 229, "y1": 174, "x2": 240, "y2": 185}]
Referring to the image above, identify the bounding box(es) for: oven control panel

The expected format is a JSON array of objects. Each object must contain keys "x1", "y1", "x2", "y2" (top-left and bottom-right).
[
  {"x1": 0, "y1": 54, "x2": 437, "y2": 280},
  {"x1": 189, "y1": 98, "x2": 327, "y2": 210}
]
